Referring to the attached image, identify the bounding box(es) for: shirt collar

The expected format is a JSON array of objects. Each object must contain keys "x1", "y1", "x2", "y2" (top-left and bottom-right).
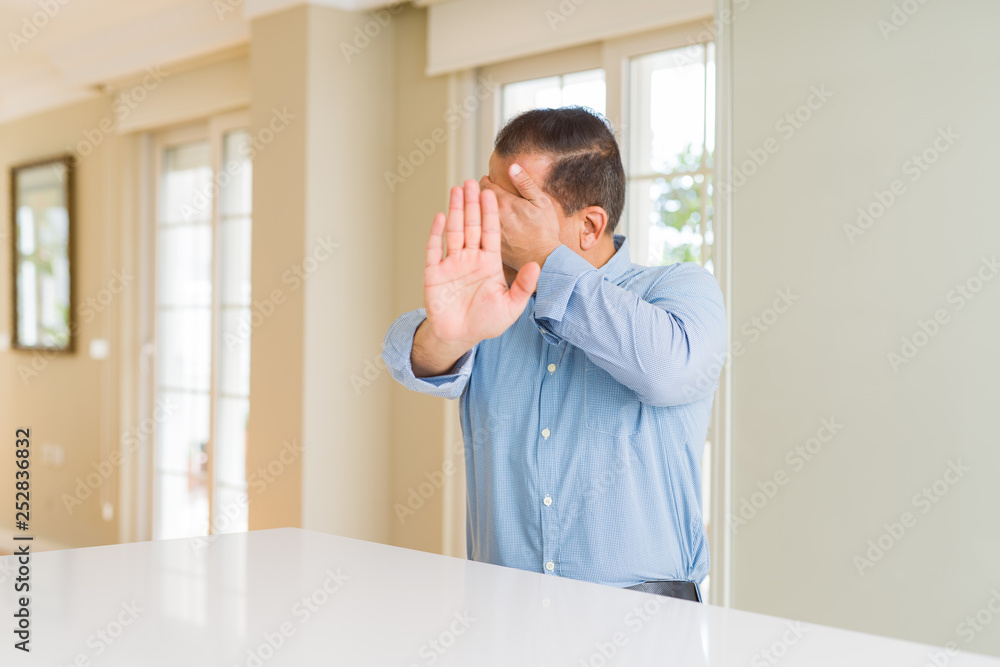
[{"x1": 596, "y1": 233, "x2": 633, "y2": 283}]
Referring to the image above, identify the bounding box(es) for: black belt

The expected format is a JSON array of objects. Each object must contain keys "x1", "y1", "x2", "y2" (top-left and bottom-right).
[{"x1": 624, "y1": 580, "x2": 701, "y2": 602}]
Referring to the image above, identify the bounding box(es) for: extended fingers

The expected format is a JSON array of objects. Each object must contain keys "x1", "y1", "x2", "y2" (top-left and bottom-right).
[
  {"x1": 426, "y1": 212, "x2": 446, "y2": 266},
  {"x1": 480, "y1": 188, "x2": 501, "y2": 253},
  {"x1": 463, "y1": 180, "x2": 482, "y2": 250},
  {"x1": 445, "y1": 185, "x2": 464, "y2": 257}
]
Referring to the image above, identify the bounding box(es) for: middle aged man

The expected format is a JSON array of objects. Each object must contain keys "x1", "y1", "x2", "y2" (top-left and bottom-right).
[{"x1": 382, "y1": 107, "x2": 727, "y2": 602}]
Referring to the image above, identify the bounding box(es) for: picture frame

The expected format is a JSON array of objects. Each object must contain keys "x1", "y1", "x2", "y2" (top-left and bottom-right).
[{"x1": 10, "y1": 154, "x2": 75, "y2": 352}]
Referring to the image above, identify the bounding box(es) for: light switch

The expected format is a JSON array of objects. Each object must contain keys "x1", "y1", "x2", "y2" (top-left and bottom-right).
[
  {"x1": 40, "y1": 443, "x2": 65, "y2": 468},
  {"x1": 90, "y1": 339, "x2": 109, "y2": 359}
]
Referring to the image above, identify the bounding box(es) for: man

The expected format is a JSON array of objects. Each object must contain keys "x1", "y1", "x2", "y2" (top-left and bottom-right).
[{"x1": 382, "y1": 107, "x2": 727, "y2": 602}]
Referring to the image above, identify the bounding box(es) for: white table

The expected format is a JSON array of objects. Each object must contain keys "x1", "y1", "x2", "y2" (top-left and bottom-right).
[{"x1": 1, "y1": 527, "x2": 997, "y2": 666}]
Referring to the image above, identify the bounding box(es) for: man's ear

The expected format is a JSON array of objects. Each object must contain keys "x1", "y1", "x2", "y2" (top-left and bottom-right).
[{"x1": 578, "y1": 206, "x2": 609, "y2": 251}]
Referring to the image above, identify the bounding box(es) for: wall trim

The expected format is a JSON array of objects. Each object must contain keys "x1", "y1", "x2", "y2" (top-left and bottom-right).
[
  {"x1": 242, "y1": 0, "x2": 396, "y2": 20},
  {"x1": 710, "y1": 0, "x2": 735, "y2": 609}
]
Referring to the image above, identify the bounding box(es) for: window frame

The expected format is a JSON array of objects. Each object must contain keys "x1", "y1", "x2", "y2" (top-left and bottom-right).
[
  {"x1": 145, "y1": 109, "x2": 251, "y2": 542},
  {"x1": 604, "y1": 22, "x2": 715, "y2": 266}
]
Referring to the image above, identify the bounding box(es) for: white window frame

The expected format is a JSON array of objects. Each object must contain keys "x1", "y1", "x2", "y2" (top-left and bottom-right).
[{"x1": 137, "y1": 109, "x2": 251, "y2": 542}]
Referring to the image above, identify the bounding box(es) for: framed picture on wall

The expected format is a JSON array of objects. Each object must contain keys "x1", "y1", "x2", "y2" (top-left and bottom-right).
[{"x1": 10, "y1": 155, "x2": 75, "y2": 352}]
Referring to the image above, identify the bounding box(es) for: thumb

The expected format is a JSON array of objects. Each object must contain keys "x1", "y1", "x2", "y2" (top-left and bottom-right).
[
  {"x1": 506, "y1": 261, "x2": 540, "y2": 311},
  {"x1": 508, "y1": 163, "x2": 545, "y2": 204}
]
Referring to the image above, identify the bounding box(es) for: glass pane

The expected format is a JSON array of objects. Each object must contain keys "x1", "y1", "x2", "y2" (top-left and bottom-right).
[
  {"x1": 629, "y1": 45, "x2": 707, "y2": 175},
  {"x1": 221, "y1": 131, "x2": 253, "y2": 218},
  {"x1": 219, "y1": 307, "x2": 251, "y2": 397},
  {"x1": 156, "y1": 307, "x2": 211, "y2": 392},
  {"x1": 217, "y1": 130, "x2": 253, "y2": 513},
  {"x1": 501, "y1": 69, "x2": 606, "y2": 124},
  {"x1": 153, "y1": 130, "x2": 253, "y2": 541},
  {"x1": 160, "y1": 142, "x2": 212, "y2": 224},
  {"x1": 156, "y1": 390, "x2": 210, "y2": 476},
  {"x1": 631, "y1": 175, "x2": 705, "y2": 267},
  {"x1": 156, "y1": 473, "x2": 209, "y2": 540},
  {"x1": 155, "y1": 139, "x2": 212, "y2": 542},
  {"x1": 220, "y1": 218, "x2": 252, "y2": 306},
  {"x1": 561, "y1": 69, "x2": 606, "y2": 116},
  {"x1": 502, "y1": 75, "x2": 561, "y2": 122},
  {"x1": 157, "y1": 224, "x2": 212, "y2": 306},
  {"x1": 215, "y1": 397, "x2": 248, "y2": 489},
  {"x1": 705, "y1": 42, "x2": 716, "y2": 166}
]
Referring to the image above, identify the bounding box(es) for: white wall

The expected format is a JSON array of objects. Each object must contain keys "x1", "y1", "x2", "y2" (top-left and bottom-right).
[
  {"x1": 0, "y1": 97, "x2": 122, "y2": 551},
  {"x1": 386, "y1": 7, "x2": 456, "y2": 555},
  {"x1": 247, "y1": 4, "x2": 396, "y2": 541},
  {"x1": 729, "y1": 0, "x2": 1000, "y2": 656},
  {"x1": 301, "y1": 4, "x2": 395, "y2": 542}
]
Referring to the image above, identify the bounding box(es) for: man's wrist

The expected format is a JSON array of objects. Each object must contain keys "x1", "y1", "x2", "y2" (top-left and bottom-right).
[
  {"x1": 421, "y1": 321, "x2": 476, "y2": 358},
  {"x1": 412, "y1": 320, "x2": 475, "y2": 377}
]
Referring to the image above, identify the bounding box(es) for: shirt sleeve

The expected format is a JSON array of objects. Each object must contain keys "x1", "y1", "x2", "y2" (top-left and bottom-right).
[
  {"x1": 532, "y1": 245, "x2": 727, "y2": 407},
  {"x1": 381, "y1": 308, "x2": 476, "y2": 400}
]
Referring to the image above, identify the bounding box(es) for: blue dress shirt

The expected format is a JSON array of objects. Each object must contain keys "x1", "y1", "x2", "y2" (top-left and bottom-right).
[{"x1": 382, "y1": 234, "x2": 727, "y2": 588}]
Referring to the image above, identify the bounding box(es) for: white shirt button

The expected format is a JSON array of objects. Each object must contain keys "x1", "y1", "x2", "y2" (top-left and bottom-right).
[
  {"x1": 547, "y1": 363, "x2": 556, "y2": 372},
  {"x1": 541, "y1": 428, "x2": 550, "y2": 439},
  {"x1": 543, "y1": 495, "x2": 552, "y2": 506},
  {"x1": 545, "y1": 561, "x2": 555, "y2": 572}
]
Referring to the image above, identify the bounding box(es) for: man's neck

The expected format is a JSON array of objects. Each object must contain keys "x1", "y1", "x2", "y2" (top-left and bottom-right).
[{"x1": 585, "y1": 234, "x2": 619, "y2": 269}]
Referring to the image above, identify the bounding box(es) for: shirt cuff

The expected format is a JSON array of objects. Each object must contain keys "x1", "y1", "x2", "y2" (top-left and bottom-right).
[
  {"x1": 533, "y1": 244, "x2": 596, "y2": 341},
  {"x1": 382, "y1": 309, "x2": 475, "y2": 394}
]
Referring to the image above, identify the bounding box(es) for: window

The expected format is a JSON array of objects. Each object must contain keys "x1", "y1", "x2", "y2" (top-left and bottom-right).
[
  {"x1": 152, "y1": 114, "x2": 252, "y2": 540},
  {"x1": 626, "y1": 43, "x2": 716, "y2": 271},
  {"x1": 501, "y1": 68, "x2": 606, "y2": 124}
]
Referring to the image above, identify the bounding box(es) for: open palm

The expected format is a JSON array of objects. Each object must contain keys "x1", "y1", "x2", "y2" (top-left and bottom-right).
[{"x1": 423, "y1": 180, "x2": 540, "y2": 348}]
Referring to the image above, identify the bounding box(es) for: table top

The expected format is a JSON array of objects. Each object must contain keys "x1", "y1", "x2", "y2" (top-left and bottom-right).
[{"x1": 1, "y1": 527, "x2": 997, "y2": 666}]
